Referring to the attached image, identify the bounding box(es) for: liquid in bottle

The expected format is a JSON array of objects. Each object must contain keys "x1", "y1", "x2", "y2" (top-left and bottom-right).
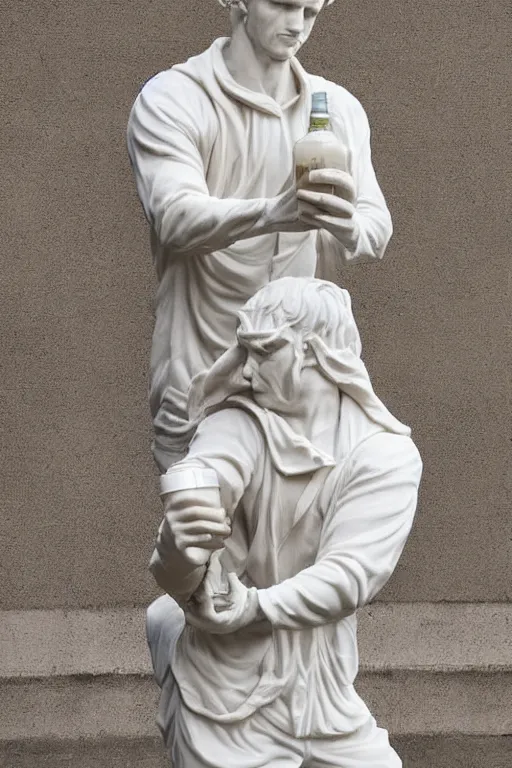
[{"x1": 294, "y1": 91, "x2": 349, "y2": 196}]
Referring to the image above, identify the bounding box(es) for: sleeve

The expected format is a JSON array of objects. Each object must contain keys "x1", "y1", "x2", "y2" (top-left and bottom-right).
[
  {"x1": 257, "y1": 433, "x2": 422, "y2": 629},
  {"x1": 126, "y1": 73, "x2": 269, "y2": 257},
  {"x1": 149, "y1": 409, "x2": 261, "y2": 603},
  {"x1": 182, "y1": 408, "x2": 262, "y2": 514},
  {"x1": 317, "y1": 97, "x2": 393, "y2": 266}
]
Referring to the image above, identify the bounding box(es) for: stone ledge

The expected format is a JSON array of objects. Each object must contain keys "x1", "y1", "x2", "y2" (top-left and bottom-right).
[
  {"x1": 358, "y1": 602, "x2": 512, "y2": 674},
  {"x1": 0, "y1": 607, "x2": 149, "y2": 679},
  {"x1": 356, "y1": 669, "x2": 512, "y2": 736},
  {"x1": 0, "y1": 737, "x2": 169, "y2": 768},
  {"x1": 2, "y1": 602, "x2": 511, "y2": 679},
  {"x1": 1, "y1": 603, "x2": 511, "y2": 743},
  {"x1": 2, "y1": 670, "x2": 511, "y2": 742},
  {"x1": 4, "y1": 736, "x2": 512, "y2": 768},
  {"x1": 394, "y1": 735, "x2": 512, "y2": 768},
  {"x1": 1, "y1": 676, "x2": 159, "y2": 742},
  {"x1": 2, "y1": 736, "x2": 512, "y2": 768}
]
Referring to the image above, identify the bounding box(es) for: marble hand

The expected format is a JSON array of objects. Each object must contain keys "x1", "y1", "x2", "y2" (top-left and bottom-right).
[
  {"x1": 185, "y1": 571, "x2": 260, "y2": 634},
  {"x1": 263, "y1": 182, "x2": 319, "y2": 234},
  {"x1": 160, "y1": 499, "x2": 231, "y2": 559},
  {"x1": 296, "y1": 169, "x2": 360, "y2": 251}
]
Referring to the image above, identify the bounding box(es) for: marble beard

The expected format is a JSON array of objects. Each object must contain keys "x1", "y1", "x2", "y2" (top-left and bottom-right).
[{"x1": 147, "y1": 278, "x2": 422, "y2": 767}]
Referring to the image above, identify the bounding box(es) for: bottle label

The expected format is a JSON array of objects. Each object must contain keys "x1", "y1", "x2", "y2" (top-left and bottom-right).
[{"x1": 309, "y1": 116, "x2": 330, "y2": 131}]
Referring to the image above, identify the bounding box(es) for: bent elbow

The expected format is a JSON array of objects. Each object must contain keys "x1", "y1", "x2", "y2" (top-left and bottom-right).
[
  {"x1": 379, "y1": 216, "x2": 393, "y2": 261},
  {"x1": 155, "y1": 202, "x2": 213, "y2": 257},
  {"x1": 369, "y1": 215, "x2": 393, "y2": 263},
  {"x1": 149, "y1": 548, "x2": 168, "y2": 591},
  {"x1": 154, "y1": 206, "x2": 188, "y2": 252}
]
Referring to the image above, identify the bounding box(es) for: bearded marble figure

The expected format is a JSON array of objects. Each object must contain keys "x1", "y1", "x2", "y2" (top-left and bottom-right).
[
  {"x1": 127, "y1": 0, "x2": 393, "y2": 470},
  {"x1": 148, "y1": 277, "x2": 422, "y2": 768}
]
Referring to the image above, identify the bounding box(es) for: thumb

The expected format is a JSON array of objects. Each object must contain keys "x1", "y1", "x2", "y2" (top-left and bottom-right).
[{"x1": 227, "y1": 572, "x2": 241, "y2": 590}]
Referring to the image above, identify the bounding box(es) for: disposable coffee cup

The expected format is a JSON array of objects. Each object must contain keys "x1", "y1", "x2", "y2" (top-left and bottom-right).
[{"x1": 160, "y1": 463, "x2": 223, "y2": 567}]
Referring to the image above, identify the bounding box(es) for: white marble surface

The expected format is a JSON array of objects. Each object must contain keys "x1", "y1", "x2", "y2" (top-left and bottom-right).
[
  {"x1": 127, "y1": 3, "x2": 404, "y2": 763},
  {"x1": 147, "y1": 277, "x2": 422, "y2": 766},
  {"x1": 127, "y1": 0, "x2": 392, "y2": 465}
]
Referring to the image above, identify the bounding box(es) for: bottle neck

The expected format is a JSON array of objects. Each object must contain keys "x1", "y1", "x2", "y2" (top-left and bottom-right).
[{"x1": 309, "y1": 111, "x2": 331, "y2": 132}]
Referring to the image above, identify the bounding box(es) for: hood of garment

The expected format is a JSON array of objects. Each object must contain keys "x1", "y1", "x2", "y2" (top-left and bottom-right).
[
  {"x1": 188, "y1": 279, "x2": 412, "y2": 477},
  {"x1": 172, "y1": 37, "x2": 312, "y2": 118}
]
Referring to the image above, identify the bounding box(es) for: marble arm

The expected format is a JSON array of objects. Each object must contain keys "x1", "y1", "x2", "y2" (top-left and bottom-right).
[
  {"x1": 257, "y1": 434, "x2": 422, "y2": 630},
  {"x1": 149, "y1": 410, "x2": 260, "y2": 604},
  {"x1": 149, "y1": 551, "x2": 206, "y2": 607},
  {"x1": 149, "y1": 489, "x2": 210, "y2": 606},
  {"x1": 127, "y1": 82, "x2": 299, "y2": 259}
]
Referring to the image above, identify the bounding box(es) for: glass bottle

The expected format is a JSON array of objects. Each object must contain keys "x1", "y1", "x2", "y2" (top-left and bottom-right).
[{"x1": 294, "y1": 91, "x2": 348, "y2": 195}]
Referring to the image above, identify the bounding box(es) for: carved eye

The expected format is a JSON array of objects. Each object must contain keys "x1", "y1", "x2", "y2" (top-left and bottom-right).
[
  {"x1": 262, "y1": 338, "x2": 288, "y2": 356},
  {"x1": 247, "y1": 348, "x2": 263, "y2": 362}
]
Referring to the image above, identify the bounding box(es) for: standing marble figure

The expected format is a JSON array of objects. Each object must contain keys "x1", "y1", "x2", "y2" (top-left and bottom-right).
[
  {"x1": 148, "y1": 277, "x2": 422, "y2": 767},
  {"x1": 127, "y1": 0, "x2": 393, "y2": 470}
]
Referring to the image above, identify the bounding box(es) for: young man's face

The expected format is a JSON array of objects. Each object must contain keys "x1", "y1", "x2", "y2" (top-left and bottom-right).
[
  {"x1": 240, "y1": 334, "x2": 302, "y2": 413},
  {"x1": 244, "y1": 0, "x2": 325, "y2": 62}
]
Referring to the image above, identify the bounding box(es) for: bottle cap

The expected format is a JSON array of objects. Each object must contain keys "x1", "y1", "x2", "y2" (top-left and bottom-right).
[{"x1": 311, "y1": 91, "x2": 328, "y2": 114}]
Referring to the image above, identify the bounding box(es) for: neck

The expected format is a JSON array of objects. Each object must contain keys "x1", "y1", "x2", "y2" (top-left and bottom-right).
[{"x1": 223, "y1": 25, "x2": 299, "y2": 104}]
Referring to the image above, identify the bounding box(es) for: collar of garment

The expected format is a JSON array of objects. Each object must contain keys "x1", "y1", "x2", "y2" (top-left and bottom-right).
[
  {"x1": 174, "y1": 37, "x2": 311, "y2": 118},
  {"x1": 209, "y1": 395, "x2": 337, "y2": 476}
]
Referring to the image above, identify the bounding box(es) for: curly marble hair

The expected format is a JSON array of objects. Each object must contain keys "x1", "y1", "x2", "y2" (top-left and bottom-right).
[
  {"x1": 188, "y1": 276, "x2": 411, "y2": 438},
  {"x1": 237, "y1": 277, "x2": 361, "y2": 357}
]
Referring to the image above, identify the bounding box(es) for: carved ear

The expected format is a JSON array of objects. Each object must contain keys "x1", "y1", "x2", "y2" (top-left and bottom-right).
[
  {"x1": 232, "y1": 0, "x2": 248, "y2": 26},
  {"x1": 219, "y1": 0, "x2": 248, "y2": 13}
]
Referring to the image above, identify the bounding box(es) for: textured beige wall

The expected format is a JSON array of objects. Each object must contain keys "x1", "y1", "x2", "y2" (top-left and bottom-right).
[{"x1": 1, "y1": 1, "x2": 510, "y2": 609}]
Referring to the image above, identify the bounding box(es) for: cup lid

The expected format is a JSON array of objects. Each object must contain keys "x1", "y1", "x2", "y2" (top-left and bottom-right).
[{"x1": 159, "y1": 466, "x2": 219, "y2": 495}]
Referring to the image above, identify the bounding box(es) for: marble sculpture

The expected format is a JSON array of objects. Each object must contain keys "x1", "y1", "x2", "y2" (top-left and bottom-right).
[
  {"x1": 148, "y1": 277, "x2": 422, "y2": 767},
  {"x1": 126, "y1": 0, "x2": 393, "y2": 471},
  {"x1": 126, "y1": 1, "x2": 420, "y2": 766}
]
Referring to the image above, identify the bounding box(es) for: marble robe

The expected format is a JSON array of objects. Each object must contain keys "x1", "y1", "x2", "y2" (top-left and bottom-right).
[
  {"x1": 149, "y1": 393, "x2": 422, "y2": 741},
  {"x1": 126, "y1": 38, "x2": 393, "y2": 462}
]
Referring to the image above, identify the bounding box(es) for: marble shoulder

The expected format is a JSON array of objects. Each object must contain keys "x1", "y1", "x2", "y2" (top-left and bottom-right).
[
  {"x1": 351, "y1": 430, "x2": 423, "y2": 481},
  {"x1": 132, "y1": 68, "x2": 216, "y2": 131},
  {"x1": 198, "y1": 406, "x2": 265, "y2": 454}
]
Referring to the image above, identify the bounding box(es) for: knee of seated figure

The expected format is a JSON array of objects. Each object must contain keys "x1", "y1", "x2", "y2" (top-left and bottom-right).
[
  {"x1": 373, "y1": 745, "x2": 401, "y2": 768},
  {"x1": 146, "y1": 594, "x2": 184, "y2": 686},
  {"x1": 146, "y1": 594, "x2": 182, "y2": 638}
]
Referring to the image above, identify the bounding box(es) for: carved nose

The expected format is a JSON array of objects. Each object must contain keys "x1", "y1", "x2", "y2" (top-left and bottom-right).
[
  {"x1": 286, "y1": 12, "x2": 305, "y2": 34},
  {"x1": 242, "y1": 360, "x2": 252, "y2": 381}
]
